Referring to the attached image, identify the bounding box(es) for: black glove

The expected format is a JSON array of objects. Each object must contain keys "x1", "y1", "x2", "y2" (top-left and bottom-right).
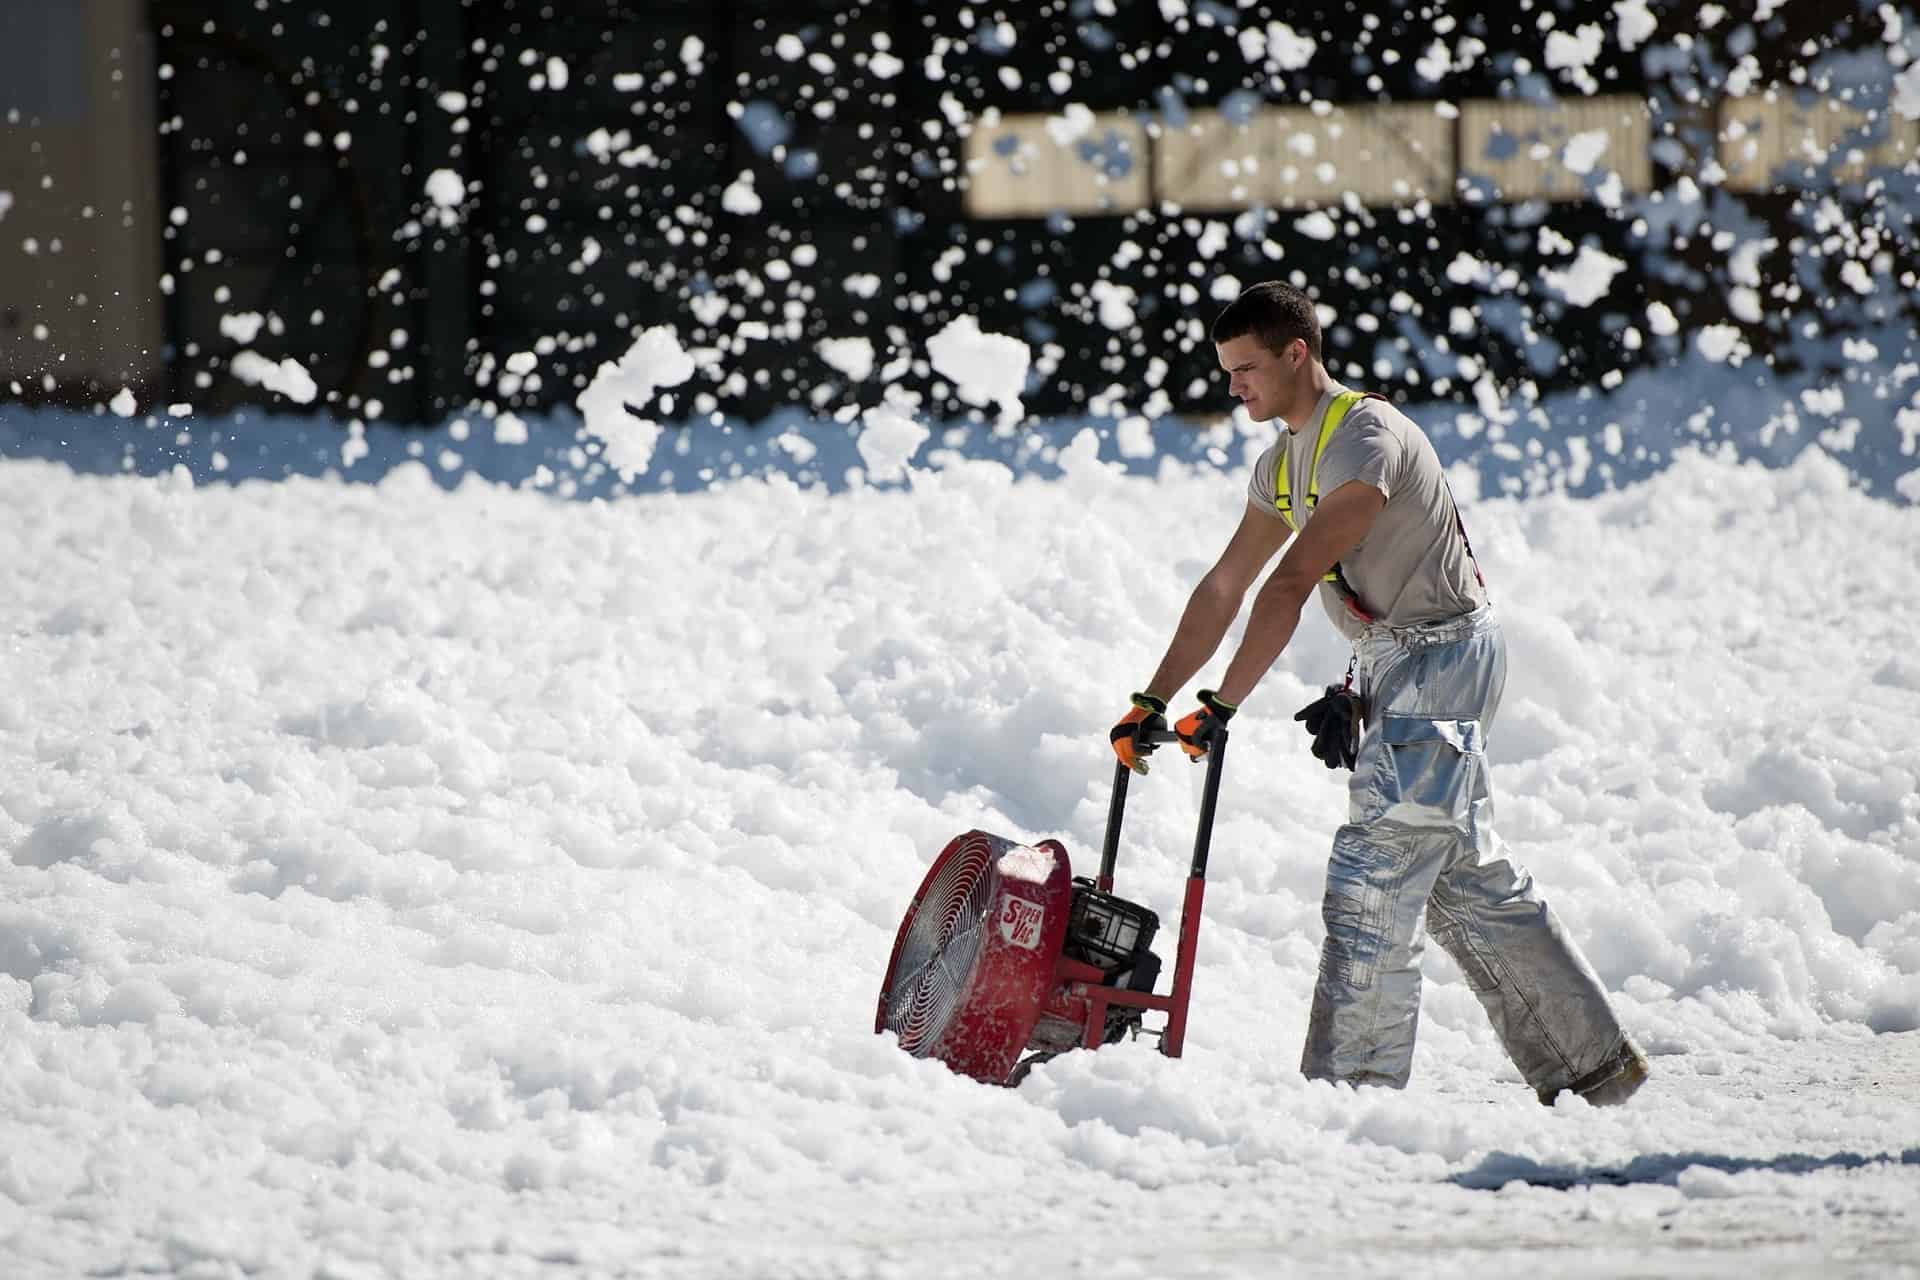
[
  {"x1": 1110, "y1": 692, "x2": 1168, "y2": 775},
  {"x1": 1293, "y1": 685, "x2": 1363, "y2": 770},
  {"x1": 1174, "y1": 689, "x2": 1237, "y2": 760}
]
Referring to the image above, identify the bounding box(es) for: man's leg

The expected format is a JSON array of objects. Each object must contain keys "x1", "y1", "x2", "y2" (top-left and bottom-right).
[
  {"x1": 1300, "y1": 648, "x2": 1480, "y2": 1087},
  {"x1": 1300, "y1": 820, "x2": 1449, "y2": 1087},
  {"x1": 1418, "y1": 618, "x2": 1644, "y2": 1104},
  {"x1": 1427, "y1": 855, "x2": 1639, "y2": 1101}
]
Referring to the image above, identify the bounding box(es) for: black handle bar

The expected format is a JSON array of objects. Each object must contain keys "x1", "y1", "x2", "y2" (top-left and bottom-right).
[{"x1": 1099, "y1": 725, "x2": 1226, "y2": 886}]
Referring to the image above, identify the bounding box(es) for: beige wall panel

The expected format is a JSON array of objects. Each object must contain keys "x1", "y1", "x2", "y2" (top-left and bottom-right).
[
  {"x1": 964, "y1": 111, "x2": 1150, "y2": 218},
  {"x1": 1158, "y1": 104, "x2": 1452, "y2": 211},
  {"x1": 1721, "y1": 95, "x2": 1920, "y2": 191},
  {"x1": 1156, "y1": 111, "x2": 1286, "y2": 210},
  {"x1": 1266, "y1": 104, "x2": 1454, "y2": 208},
  {"x1": 1459, "y1": 95, "x2": 1651, "y2": 201}
]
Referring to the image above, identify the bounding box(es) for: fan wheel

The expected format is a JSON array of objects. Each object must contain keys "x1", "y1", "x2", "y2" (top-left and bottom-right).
[
  {"x1": 875, "y1": 831, "x2": 1073, "y2": 1085},
  {"x1": 881, "y1": 832, "x2": 997, "y2": 1055}
]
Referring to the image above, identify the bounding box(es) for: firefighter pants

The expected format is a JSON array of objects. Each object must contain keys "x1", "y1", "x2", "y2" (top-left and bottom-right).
[{"x1": 1300, "y1": 605, "x2": 1630, "y2": 1096}]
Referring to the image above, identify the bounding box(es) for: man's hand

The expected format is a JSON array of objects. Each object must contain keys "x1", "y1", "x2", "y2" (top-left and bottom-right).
[
  {"x1": 1174, "y1": 689, "x2": 1237, "y2": 760},
  {"x1": 1294, "y1": 685, "x2": 1362, "y2": 770},
  {"x1": 1111, "y1": 692, "x2": 1168, "y2": 774}
]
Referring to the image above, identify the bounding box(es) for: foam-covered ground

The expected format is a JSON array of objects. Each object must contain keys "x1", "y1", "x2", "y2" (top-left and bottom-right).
[{"x1": 2, "y1": 443, "x2": 1918, "y2": 1277}]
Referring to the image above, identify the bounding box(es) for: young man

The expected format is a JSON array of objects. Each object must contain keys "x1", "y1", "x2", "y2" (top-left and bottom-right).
[{"x1": 1111, "y1": 281, "x2": 1647, "y2": 1105}]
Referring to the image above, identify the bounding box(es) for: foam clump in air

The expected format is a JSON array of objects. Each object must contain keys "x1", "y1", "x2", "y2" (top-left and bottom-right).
[
  {"x1": 1561, "y1": 129, "x2": 1609, "y2": 175},
  {"x1": 856, "y1": 394, "x2": 928, "y2": 482},
  {"x1": 927, "y1": 315, "x2": 1030, "y2": 428},
  {"x1": 575, "y1": 326, "x2": 697, "y2": 480},
  {"x1": 818, "y1": 336, "x2": 876, "y2": 383},
  {"x1": 721, "y1": 173, "x2": 762, "y2": 215},
  {"x1": 1614, "y1": 0, "x2": 1658, "y2": 49},
  {"x1": 219, "y1": 312, "x2": 267, "y2": 344},
  {"x1": 1543, "y1": 244, "x2": 1628, "y2": 307},
  {"x1": 230, "y1": 351, "x2": 318, "y2": 404},
  {"x1": 424, "y1": 169, "x2": 466, "y2": 208},
  {"x1": 1894, "y1": 60, "x2": 1920, "y2": 120}
]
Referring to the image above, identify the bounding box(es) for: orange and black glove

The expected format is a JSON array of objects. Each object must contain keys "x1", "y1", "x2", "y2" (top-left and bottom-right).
[
  {"x1": 1110, "y1": 692, "x2": 1168, "y2": 774},
  {"x1": 1175, "y1": 689, "x2": 1237, "y2": 759}
]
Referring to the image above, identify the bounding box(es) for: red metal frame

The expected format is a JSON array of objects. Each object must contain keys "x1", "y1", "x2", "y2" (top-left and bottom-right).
[
  {"x1": 878, "y1": 728, "x2": 1227, "y2": 1082},
  {"x1": 1055, "y1": 727, "x2": 1225, "y2": 1060},
  {"x1": 1055, "y1": 873, "x2": 1207, "y2": 1056}
]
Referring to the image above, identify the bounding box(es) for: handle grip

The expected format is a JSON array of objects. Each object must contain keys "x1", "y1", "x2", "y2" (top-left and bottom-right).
[{"x1": 1099, "y1": 725, "x2": 1227, "y2": 888}]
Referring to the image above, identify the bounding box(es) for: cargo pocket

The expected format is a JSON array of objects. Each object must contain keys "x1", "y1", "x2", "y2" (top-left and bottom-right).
[
  {"x1": 1364, "y1": 715, "x2": 1482, "y2": 836},
  {"x1": 1320, "y1": 828, "x2": 1396, "y2": 991}
]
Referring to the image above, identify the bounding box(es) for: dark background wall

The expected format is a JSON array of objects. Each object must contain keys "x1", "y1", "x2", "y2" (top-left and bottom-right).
[{"x1": 7, "y1": 0, "x2": 1915, "y2": 427}]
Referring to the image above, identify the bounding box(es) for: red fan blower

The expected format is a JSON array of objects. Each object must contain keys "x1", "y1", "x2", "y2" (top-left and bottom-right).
[{"x1": 875, "y1": 726, "x2": 1225, "y2": 1084}]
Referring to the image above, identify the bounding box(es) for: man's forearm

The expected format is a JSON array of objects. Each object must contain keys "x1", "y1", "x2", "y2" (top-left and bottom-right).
[
  {"x1": 1143, "y1": 579, "x2": 1243, "y2": 703},
  {"x1": 1215, "y1": 571, "x2": 1315, "y2": 706}
]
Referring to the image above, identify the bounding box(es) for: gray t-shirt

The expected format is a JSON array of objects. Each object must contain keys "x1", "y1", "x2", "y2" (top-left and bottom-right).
[{"x1": 1246, "y1": 385, "x2": 1487, "y2": 640}]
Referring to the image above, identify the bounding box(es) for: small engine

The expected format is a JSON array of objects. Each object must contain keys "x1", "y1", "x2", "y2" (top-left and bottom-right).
[{"x1": 1027, "y1": 878, "x2": 1161, "y2": 1053}]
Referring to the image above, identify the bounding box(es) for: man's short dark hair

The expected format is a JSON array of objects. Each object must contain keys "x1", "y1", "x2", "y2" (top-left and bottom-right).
[{"x1": 1210, "y1": 281, "x2": 1322, "y2": 361}]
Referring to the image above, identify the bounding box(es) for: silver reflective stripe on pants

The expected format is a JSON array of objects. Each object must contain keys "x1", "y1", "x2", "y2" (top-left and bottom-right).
[{"x1": 1300, "y1": 605, "x2": 1628, "y2": 1095}]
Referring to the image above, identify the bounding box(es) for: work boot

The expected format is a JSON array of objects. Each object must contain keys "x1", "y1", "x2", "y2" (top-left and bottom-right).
[{"x1": 1540, "y1": 1039, "x2": 1650, "y2": 1107}]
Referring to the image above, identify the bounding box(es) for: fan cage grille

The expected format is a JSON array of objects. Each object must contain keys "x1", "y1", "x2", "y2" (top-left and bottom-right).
[{"x1": 884, "y1": 834, "x2": 997, "y2": 1054}]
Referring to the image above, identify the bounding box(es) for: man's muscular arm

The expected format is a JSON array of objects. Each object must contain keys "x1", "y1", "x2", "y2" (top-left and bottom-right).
[
  {"x1": 1213, "y1": 479, "x2": 1385, "y2": 706},
  {"x1": 1141, "y1": 503, "x2": 1291, "y2": 704}
]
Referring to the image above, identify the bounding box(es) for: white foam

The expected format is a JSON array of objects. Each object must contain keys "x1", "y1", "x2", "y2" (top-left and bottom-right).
[
  {"x1": 1613, "y1": 0, "x2": 1658, "y2": 50},
  {"x1": 1898, "y1": 59, "x2": 1920, "y2": 121},
  {"x1": 424, "y1": 169, "x2": 466, "y2": 208},
  {"x1": 0, "y1": 436, "x2": 1916, "y2": 1275},
  {"x1": 926, "y1": 316, "x2": 1029, "y2": 427},
  {"x1": 1561, "y1": 129, "x2": 1609, "y2": 175},
  {"x1": 856, "y1": 397, "x2": 928, "y2": 481},
  {"x1": 997, "y1": 844, "x2": 1057, "y2": 884},
  {"x1": 1543, "y1": 243, "x2": 1627, "y2": 306},
  {"x1": 229, "y1": 351, "x2": 317, "y2": 403},
  {"x1": 818, "y1": 336, "x2": 876, "y2": 383},
  {"x1": 574, "y1": 326, "x2": 697, "y2": 479}
]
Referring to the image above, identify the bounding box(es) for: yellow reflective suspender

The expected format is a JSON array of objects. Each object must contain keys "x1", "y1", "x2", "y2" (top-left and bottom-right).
[
  {"x1": 1273, "y1": 389, "x2": 1371, "y2": 592},
  {"x1": 1273, "y1": 389, "x2": 1368, "y2": 531},
  {"x1": 1268, "y1": 389, "x2": 1487, "y2": 624}
]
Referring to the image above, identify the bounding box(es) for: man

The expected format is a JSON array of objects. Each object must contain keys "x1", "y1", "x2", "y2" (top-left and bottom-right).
[{"x1": 1111, "y1": 281, "x2": 1647, "y2": 1105}]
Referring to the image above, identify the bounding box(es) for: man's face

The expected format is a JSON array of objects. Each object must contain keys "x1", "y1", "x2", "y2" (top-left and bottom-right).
[{"x1": 1216, "y1": 333, "x2": 1303, "y2": 422}]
